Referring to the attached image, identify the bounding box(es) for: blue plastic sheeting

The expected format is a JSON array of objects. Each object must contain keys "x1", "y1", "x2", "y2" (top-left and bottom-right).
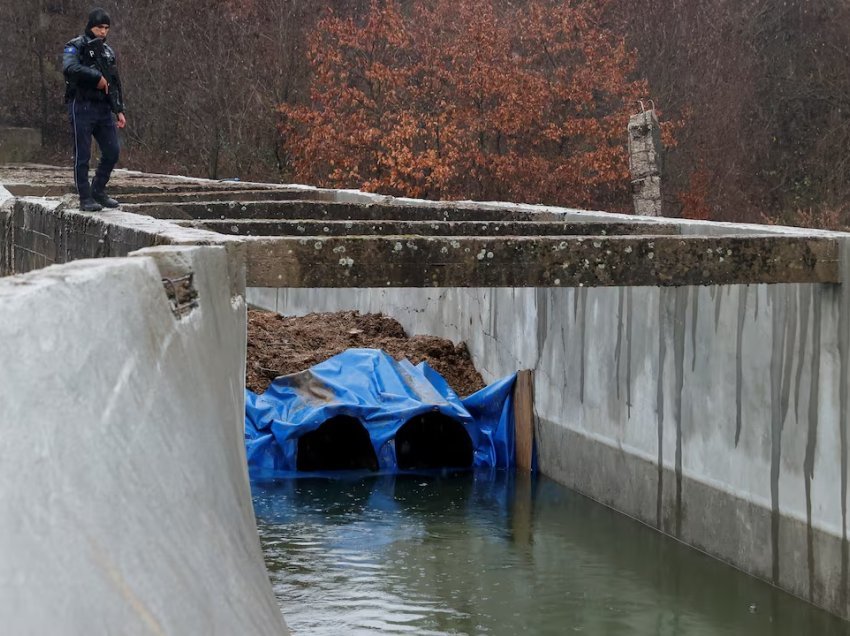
[{"x1": 245, "y1": 348, "x2": 516, "y2": 473}]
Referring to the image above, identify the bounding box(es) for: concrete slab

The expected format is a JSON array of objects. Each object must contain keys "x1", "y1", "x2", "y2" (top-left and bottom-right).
[
  {"x1": 183, "y1": 219, "x2": 683, "y2": 237},
  {"x1": 122, "y1": 200, "x2": 584, "y2": 222},
  {"x1": 117, "y1": 189, "x2": 336, "y2": 204},
  {"x1": 245, "y1": 234, "x2": 840, "y2": 288}
]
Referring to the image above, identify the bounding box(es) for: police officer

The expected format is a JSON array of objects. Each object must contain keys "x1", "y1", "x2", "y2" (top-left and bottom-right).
[{"x1": 63, "y1": 8, "x2": 126, "y2": 211}]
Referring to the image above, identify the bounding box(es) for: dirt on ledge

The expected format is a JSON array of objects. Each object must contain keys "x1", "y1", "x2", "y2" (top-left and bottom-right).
[{"x1": 246, "y1": 309, "x2": 486, "y2": 397}]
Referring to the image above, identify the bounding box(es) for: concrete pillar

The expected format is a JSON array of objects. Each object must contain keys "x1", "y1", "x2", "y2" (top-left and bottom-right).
[{"x1": 628, "y1": 108, "x2": 664, "y2": 217}]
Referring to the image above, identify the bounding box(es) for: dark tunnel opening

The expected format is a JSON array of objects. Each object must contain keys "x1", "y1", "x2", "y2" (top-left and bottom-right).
[
  {"x1": 296, "y1": 415, "x2": 379, "y2": 472},
  {"x1": 395, "y1": 413, "x2": 473, "y2": 470}
]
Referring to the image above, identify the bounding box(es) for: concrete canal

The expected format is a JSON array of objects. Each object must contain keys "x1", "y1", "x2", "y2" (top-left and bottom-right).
[
  {"x1": 4, "y1": 165, "x2": 850, "y2": 631},
  {"x1": 254, "y1": 472, "x2": 850, "y2": 635}
]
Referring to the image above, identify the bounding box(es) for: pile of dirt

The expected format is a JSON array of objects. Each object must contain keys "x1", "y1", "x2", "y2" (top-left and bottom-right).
[{"x1": 246, "y1": 309, "x2": 485, "y2": 397}]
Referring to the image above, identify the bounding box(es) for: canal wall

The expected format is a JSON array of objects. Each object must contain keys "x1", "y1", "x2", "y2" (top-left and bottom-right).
[
  {"x1": 0, "y1": 244, "x2": 288, "y2": 634},
  {"x1": 0, "y1": 195, "x2": 244, "y2": 279},
  {"x1": 254, "y1": 216, "x2": 850, "y2": 620}
]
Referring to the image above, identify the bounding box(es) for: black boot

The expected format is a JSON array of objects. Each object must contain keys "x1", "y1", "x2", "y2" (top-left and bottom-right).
[
  {"x1": 79, "y1": 198, "x2": 103, "y2": 212},
  {"x1": 92, "y1": 191, "x2": 120, "y2": 208}
]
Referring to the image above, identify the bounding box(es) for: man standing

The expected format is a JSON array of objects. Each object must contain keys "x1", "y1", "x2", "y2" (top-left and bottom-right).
[{"x1": 63, "y1": 8, "x2": 126, "y2": 211}]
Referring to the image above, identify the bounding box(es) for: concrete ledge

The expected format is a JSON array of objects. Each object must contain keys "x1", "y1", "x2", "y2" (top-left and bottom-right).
[
  {"x1": 123, "y1": 200, "x2": 597, "y2": 222},
  {"x1": 246, "y1": 235, "x2": 839, "y2": 288},
  {"x1": 6, "y1": 197, "x2": 239, "y2": 272},
  {"x1": 183, "y1": 219, "x2": 682, "y2": 237},
  {"x1": 117, "y1": 189, "x2": 336, "y2": 204}
]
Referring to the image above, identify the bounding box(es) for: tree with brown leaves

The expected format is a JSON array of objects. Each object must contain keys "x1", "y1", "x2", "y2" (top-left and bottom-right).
[{"x1": 281, "y1": 0, "x2": 650, "y2": 210}]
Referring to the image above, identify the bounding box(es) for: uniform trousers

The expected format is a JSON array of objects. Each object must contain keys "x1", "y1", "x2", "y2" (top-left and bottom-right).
[{"x1": 68, "y1": 99, "x2": 119, "y2": 199}]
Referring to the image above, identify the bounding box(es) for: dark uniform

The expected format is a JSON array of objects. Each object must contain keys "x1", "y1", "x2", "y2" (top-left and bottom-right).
[{"x1": 63, "y1": 9, "x2": 125, "y2": 209}]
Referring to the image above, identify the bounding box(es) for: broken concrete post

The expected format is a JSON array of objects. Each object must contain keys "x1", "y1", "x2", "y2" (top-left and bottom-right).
[{"x1": 628, "y1": 108, "x2": 664, "y2": 216}]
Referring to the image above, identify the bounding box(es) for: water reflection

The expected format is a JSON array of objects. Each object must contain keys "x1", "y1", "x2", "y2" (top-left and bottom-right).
[{"x1": 254, "y1": 471, "x2": 850, "y2": 635}]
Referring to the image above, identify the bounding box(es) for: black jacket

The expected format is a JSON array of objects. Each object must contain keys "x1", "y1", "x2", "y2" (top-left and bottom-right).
[{"x1": 63, "y1": 35, "x2": 125, "y2": 114}]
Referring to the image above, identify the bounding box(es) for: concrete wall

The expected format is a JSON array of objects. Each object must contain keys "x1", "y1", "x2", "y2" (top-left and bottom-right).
[
  {"x1": 1, "y1": 196, "x2": 238, "y2": 277},
  {"x1": 252, "y1": 225, "x2": 850, "y2": 619},
  {"x1": 0, "y1": 246, "x2": 287, "y2": 634}
]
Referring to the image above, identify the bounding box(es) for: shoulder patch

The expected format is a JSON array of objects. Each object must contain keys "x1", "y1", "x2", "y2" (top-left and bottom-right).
[{"x1": 64, "y1": 46, "x2": 77, "y2": 54}]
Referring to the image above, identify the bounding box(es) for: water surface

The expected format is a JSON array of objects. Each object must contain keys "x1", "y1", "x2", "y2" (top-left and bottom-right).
[{"x1": 254, "y1": 471, "x2": 850, "y2": 635}]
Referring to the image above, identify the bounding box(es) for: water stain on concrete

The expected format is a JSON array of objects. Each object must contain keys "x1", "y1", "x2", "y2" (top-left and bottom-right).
[
  {"x1": 656, "y1": 288, "x2": 669, "y2": 530},
  {"x1": 626, "y1": 288, "x2": 634, "y2": 419},
  {"x1": 536, "y1": 288, "x2": 548, "y2": 367},
  {"x1": 839, "y1": 267, "x2": 850, "y2": 607},
  {"x1": 805, "y1": 285, "x2": 823, "y2": 601},
  {"x1": 615, "y1": 288, "x2": 625, "y2": 402},
  {"x1": 690, "y1": 287, "x2": 699, "y2": 372},
  {"x1": 794, "y1": 286, "x2": 811, "y2": 425},
  {"x1": 770, "y1": 285, "x2": 797, "y2": 585},
  {"x1": 673, "y1": 287, "x2": 688, "y2": 538},
  {"x1": 735, "y1": 286, "x2": 749, "y2": 447},
  {"x1": 576, "y1": 287, "x2": 588, "y2": 404},
  {"x1": 714, "y1": 285, "x2": 723, "y2": 333}
]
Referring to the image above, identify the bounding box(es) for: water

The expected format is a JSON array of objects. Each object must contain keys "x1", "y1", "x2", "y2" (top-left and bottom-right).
[{"x1": 253, "y1": 471, "x2": 850, "y2": 635}]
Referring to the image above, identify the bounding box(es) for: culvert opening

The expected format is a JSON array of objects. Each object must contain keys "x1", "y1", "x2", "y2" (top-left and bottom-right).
[
  {"x1": 396, "y1": 413, "x2": 473, "y2": 470},
  {"x1": 296, "y1": 415, "x2": 379, "y2": 472}
]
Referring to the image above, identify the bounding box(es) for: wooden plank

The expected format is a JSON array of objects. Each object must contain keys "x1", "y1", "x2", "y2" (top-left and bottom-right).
[{"x1": 514, "y1": 370, "x2": 535, "y2": 472}]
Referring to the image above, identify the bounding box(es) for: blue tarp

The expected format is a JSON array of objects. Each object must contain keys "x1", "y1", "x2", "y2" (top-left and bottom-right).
[{"x1": 245, "y1": 348, "x2": 517, "y2": 473}]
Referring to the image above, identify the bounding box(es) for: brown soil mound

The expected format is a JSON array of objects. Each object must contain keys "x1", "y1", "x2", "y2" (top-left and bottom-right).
[{"x1": 246, "y1": 309, "x2": 486, "y2": 397}]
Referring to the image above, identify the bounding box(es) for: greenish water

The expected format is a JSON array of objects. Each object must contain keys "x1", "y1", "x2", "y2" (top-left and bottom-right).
[{"x1": 253, "y1": 471, "x2": 850, "y2": 635}]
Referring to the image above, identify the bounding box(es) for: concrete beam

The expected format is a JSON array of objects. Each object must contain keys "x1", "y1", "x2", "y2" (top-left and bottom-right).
[
  {"x1": 183, "y1": 219, "x2": 682, "y2": 237},
  {"x1": 116, "y1": 189, "x2": 336, "y2": 204},
  {"x1": 246, "y1": 235, "x2": 840, "y2": 288},
  {"x1": 124, "y1": 200, "x2": 630, "y2": 223}
]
